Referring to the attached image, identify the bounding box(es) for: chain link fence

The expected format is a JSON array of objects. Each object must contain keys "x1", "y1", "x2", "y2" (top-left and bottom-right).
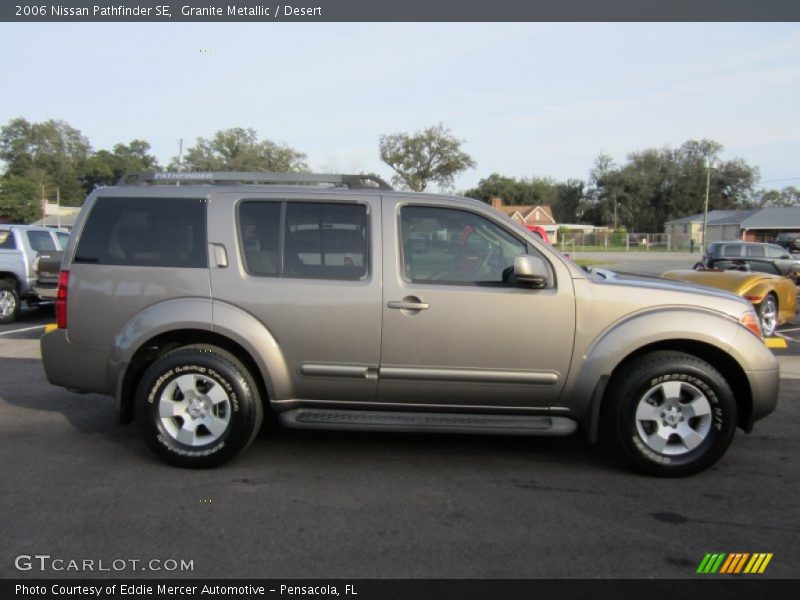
[{"x1": 557, "y1": 231, "x2": 697, "y2": 252}]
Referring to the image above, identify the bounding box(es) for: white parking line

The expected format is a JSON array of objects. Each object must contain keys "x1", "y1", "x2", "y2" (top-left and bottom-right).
[
  {"x1": 0, "y1": 325, "x2": 46, "y2": 336},
  {"x1": 776, "y1": 333, "x2": 800, "y2": 345}
]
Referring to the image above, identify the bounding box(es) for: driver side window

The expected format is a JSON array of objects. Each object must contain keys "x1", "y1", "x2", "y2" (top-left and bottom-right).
[{"x1": 400, "y1": 206, "x2": 527, "y2": 285}]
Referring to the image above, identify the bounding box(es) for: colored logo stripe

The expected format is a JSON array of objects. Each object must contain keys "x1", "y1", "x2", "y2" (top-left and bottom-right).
[
  {"x1": 744, "y1": 553, "x2": 773, "y2": 574},
  {"x1": 697, "y1": 553, "x2": 773, "y2": 574},
  {"x1": 697, "y1": 553, "x2": 726, "y2": 573},
  {"x1": 720, "y1": 553, "x2": 749, "y2": 573}
]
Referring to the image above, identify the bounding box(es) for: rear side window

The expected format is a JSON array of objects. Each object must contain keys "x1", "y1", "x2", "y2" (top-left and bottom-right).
[
  {"x1": 238, "y1": 201, "x2": 368, "y2": 280},
  {"x1": 285, "y1": 203, "x2": 367, "y2": 279},
  {"x1": 746, "y1": 245, "x2": 765, "y2": 258},
  {"x1": 27, "y1": 230, "x2": 57, "y2": 252},
  {"x1": 721, "y1": 244, "x2": 742, "y2": 257},
  {"x1": 75, "y1": 197, "x2": 207, "y2": 268},
  {"x1": 0, "y1": 230, "x2": 15, "y2": 250}
]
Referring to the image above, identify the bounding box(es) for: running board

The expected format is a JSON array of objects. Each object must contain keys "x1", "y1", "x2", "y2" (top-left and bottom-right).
[{"x1": 279, "y1": 409, "x2": 577, "y2": 436}]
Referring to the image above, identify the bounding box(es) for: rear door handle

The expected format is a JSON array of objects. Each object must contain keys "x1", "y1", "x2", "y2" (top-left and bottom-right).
[
  {"x1": 210, "y1": 243, "x2": 228, "y2": 268},
  {"x1": 388, "y1": 300, "x2": 429, "y2": 310}
]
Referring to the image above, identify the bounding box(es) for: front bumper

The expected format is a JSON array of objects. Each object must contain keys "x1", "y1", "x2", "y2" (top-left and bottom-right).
[{"x1": 745, "y1": 367, "x2": 780, "y2": 427}]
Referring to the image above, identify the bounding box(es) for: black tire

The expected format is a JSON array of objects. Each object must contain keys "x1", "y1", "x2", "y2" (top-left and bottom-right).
[
  {"x1": 135, "y1": 345, "x2": 263, "y2": 468},
  {"x1": 693, "y1": 262, "x2": 705, "y2": 270},
  {"x1": 0, "y1": 279, "x2": 20, "y2": 325},
  {"x1": 604, "y1": 351, "x2": 736, "y2": 477}
]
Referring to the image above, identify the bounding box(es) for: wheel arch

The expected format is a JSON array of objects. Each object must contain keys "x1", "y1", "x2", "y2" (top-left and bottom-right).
[
  {"x1": 0, "y1": 272, "x2": 20, "y2": 289},
  {"x1": 117, "y1": 329, "x2": 270, "y2": 423},
  {"x1": 589, "y1": 339, "x2": 753, "y2": 442}
]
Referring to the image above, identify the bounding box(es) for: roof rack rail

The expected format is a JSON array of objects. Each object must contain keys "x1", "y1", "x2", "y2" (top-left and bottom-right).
[{"x1": 116, "y1": 171, "x2": 392, "y2": 190}]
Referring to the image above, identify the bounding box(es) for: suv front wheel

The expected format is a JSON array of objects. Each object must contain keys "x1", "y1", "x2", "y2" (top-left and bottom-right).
[
  {"x1": 135, "y1": 345, "x2": 263, "y2": 468},
  {"x1": 605, "y1": 351, "x2": 736, "y2": 477}
]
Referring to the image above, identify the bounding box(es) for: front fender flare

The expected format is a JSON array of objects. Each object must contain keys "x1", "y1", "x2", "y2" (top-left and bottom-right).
[{"x1": 562, "y1": 307, "x2": 752, "y2": 440}]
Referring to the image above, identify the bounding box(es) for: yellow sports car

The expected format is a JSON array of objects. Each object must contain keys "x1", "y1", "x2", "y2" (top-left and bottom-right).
[{"x1": 662, "y1": 258, "x2": 797, "y2": 337}]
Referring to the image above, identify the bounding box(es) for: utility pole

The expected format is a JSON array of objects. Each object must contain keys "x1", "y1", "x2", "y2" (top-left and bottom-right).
[
  {"x1": 701, "y1": 156, "x2": 713, "y2": 251},
  {"x1": 613, "y1": 192, "x2": 618, "y2": 230}
]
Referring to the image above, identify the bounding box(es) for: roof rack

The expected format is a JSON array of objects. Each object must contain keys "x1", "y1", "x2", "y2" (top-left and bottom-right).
[{"x1": 116, "y1": 171, "x2": 392, "y2": 190}]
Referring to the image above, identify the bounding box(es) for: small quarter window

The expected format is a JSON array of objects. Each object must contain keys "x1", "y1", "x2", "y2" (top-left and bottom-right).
[{"x1": 239, "y1": 202, "x2": 281, "y2": 276}]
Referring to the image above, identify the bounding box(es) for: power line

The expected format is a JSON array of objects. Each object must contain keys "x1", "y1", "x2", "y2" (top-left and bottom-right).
[{"x1": 754, "y1": 177, "x2": 800, "y2": 188}]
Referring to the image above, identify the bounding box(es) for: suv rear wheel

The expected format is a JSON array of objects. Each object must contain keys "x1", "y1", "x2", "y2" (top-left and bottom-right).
[
  {"x1": 135, "y1": 345, "x2": 263, "y2": 468},
  {"x1": 605, "y1": 351, "x2": 736, "y2": 477}
]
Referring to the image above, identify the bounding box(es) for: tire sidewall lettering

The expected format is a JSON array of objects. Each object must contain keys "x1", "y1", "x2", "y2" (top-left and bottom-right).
[
  {"x1": 631, "y1": 370, "x2": 725, "y2": 466},
  {"x1": 147, "y1": 363, "x2": 237, "y2": 455}
]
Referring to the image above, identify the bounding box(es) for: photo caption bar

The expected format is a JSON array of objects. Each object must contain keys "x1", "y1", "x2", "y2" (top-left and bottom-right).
[{"x1": 3, "y1": 0, "x2": 800, "y2": 22}]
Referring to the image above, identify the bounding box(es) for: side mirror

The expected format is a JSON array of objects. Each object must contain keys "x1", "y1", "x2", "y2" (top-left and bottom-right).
[{"x1": 513, "y1": 254, "x2": 550, "y2": 288}]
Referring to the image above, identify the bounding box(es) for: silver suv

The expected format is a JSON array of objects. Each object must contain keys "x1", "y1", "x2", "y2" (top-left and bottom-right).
[{"x1": 41, "y1": 172, "x2": 779, "y2": 476}]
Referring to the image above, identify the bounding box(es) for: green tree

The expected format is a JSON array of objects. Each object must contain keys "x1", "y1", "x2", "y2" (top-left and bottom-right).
[
  {"x1": 756, "y1": 186, "x2": 800, "y2": 207},
  {"x1": 176, "y1": 128, "x2": 308, "y2": 172},
  {"x1": 553, "y1": 179, "x2": 585, "y2": 223},
  {"x1": 379, "y1": 123, "x2": 476, "y2": 192},
  {"x1": 464, "y1": 173, "x2": 558, "y2": 206},
  {"x1": 81, "y1": 139, "x2": 160, "y2": 190},
  {"x1": 582, "y1": 140, "x2": 758, "y2": 231},
  {"x1": 0, "y1": 117, "x2": 91, "y2": 206},
  {"x1": 0, "y1": 176, "x2": 40, "y2": 223}
]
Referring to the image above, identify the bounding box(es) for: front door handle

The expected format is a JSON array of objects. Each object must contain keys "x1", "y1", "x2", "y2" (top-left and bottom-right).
[{"x1": 388, "y1": 298, "x2": 429, "y2": 311}]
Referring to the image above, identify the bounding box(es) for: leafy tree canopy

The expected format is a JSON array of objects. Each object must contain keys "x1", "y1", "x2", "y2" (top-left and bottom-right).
[
  {"x1": 0, "y1": 176, "x2": 39, "y2": 223},
  {"x1": 81, "y1": 139, "x2": 160, "y2": 190},
  {"x1": 0, "y1": 117, "x2": 92, "y2": 206},
  {"x1": 379, "y1": 123, "x2": 476, "y2": 192},
  {"x1": 580, "y1": 139, "x2": 759, "y2": 231},
  {"x1": 175, "y1": 127, "x2": 308, "y2": 173}
]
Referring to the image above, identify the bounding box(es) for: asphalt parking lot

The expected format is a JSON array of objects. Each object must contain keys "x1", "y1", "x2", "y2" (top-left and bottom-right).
[{"x1": 1, "y1": 259, "x2": 799, "y2": 580}]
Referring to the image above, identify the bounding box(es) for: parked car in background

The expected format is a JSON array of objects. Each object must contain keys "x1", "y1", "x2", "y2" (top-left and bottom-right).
[
  {"x1": 0, "y1": 224, "x2": 70, "y2": 324},
  {"x1": 773, "y1": 232, "x2": 800, "y2": 254},
  {"x1": 696, "y1": 241, "x2": 800, "y2": 279},
  {"x1": 662, "y1": 258, "x2": 797, "y2": 337},
  {"x1": 524, "y1": 224, "x2": 552, "y2": 244},
  {"x1": 34, "y1": 250, "x2": 65, "y2": 300},
  {"x1": 40, "y1": 171, "x2": 778, "y2": 476}
]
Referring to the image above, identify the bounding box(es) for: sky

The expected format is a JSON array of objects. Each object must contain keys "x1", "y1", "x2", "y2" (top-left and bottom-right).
[{"x1": 1, "y1": 22, "x2": 799, "y2": 193}]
